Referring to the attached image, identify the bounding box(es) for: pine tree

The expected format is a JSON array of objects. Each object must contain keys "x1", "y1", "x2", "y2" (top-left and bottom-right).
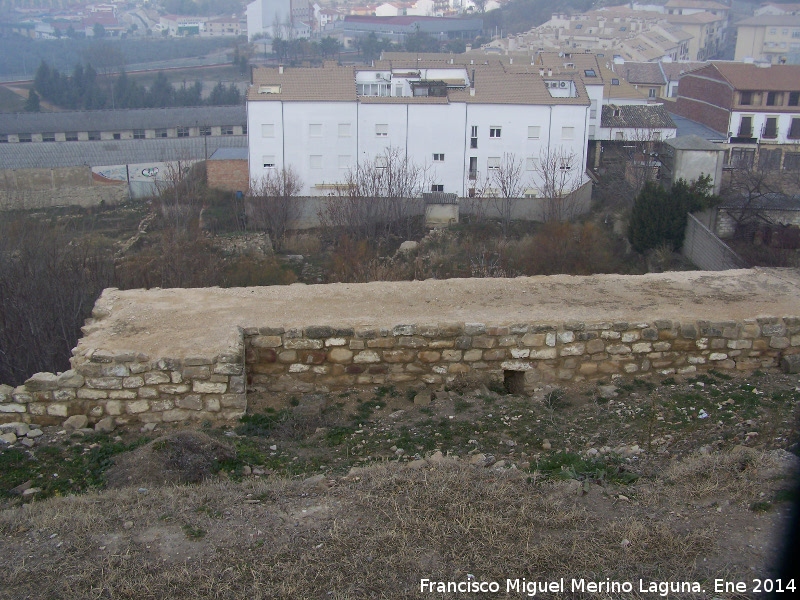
[{"x1": 24, "y1": 89, "x2": 40, "y2": 112}]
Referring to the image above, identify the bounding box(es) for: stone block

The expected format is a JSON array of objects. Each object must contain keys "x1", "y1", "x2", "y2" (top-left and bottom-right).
[
  {"x1": 126, "y1": 400, "x2": 150, "y2": 414},
  {"x1": 221, "y1": 394, "x2": 247, "y2": 409},
  {"x1": 464, "y1": 323, "x2": 486, "y2": 335},
  {"x1": 176, "y1": 396, "x2": 203, "y2": 410},
  {"x1": 46, "y1": 403, "x2": 68, "y2": 417},
  {"x1": 448, "y1": 363, "x2": 471, "y2": 374},
  {"x1": 418, "y1": 351, "x2": 442, "y2": 363},
  {"x1": 429, "y1": 340, "x2": 454, "y2": 349},
  {"x1": 600, "y1": 330, "x2": 621, "y2": 340},
  {"x1": 521, "y1": 333, "x2": 545, "y2": 347},
  {"x1": 162, "y1": 409, "x2": 193, "y2": 422},
  {"x1": 0, "y1": 403, "x2": 26, "y2": 413},
  {"x1": 708, "y1": 353, "x2": 728, "y2": 361},
  {"x1": 585, "y1": 338, "x2": 605, "y2": 354},
  {"x1": 184, "y1": 357, "x2": 213, "y2": 366},
  {"x1": 579, "y1": 362, "x2": 598, "y2": 375},
  {"x1": 53, "y1": 389, "x2": 76, "y2": 401},
  {"x1": 284, "y1": 339, "x2": 323, "y2": 350},
  {"x1": 652, "y1": 342, "x2": 672, "y2": 352},
  {"x1": 530, "y1": 348, "x2": 558, "y2": 360},
  {"x1": 109, "y1": 390, "x2": 137, "y2": 400},
  {"x1": 258, "y1": 327, "x2": 285, "y2": 336},
  {"x1": 500, "y1": 360, "x2": 533, "y2": 371},
  {"x1": 24, "y1": 372, "x2": 60, "y2": 391},
  {"x1": 77, "y1": 388, "x2": 107, "y2": 400},
  {"x1": 325, "y1": 338, "x2": 347, "y2": 347},
  {"x1": 144, "y1": 372, "x2": 170, "y2": 385},
  {"x1": 727, "y1": 339, "x2": 752, "y2": 350},
  {"x1": 557, "y1": 331, "x2": 575, "y2": 344},
  {"x1": 761, "y1": 323, "x2": 786, "y2": 337},
  {"x1": 150, "y1": 399, "x2": 174, "y2": 411},
  {"x1": 100, "y1": 364, "x2": 129, "y2": 377},
  {"x1": 123, "y1": 376, "x2": 145, "y2": 388},
  {"x1": 354, "y1": 327, "x2": 377, "y2": 339},
  {"x1": 560, "y1": 343, "x2": 585, "y2": 357},
  {"x1": 442, "y1": 350, "x2": 462, "y2": 361},
  {"x1": 160, "y1": 384, "x2": 191, "y2": 395},
  {"x1": 781, "y1": 354, "x2": 800, "y2": 374},
  {"x1": 438, "y1": 322, "x2": 463, "y2": 337},
  {"x1": 397, "y1": 336, "x2": 427, "y2": 348},
  {"x1": 87, "y1": 377, "x2": 123, "y2": 390},
  {"x1": 367, "y1": 338, "x2": 395, "y2": 348},
  {"x1": 57, "y1": 370, "x2": 85, "y2": 388},
  {"x1": 463, "y1": 349, "x2": 483, "y2": 361},
  {"x1": 770, "y1": 337, "x2": 790, "y2": 349},
  {"x1": 621, "y1": 331, "x2": 640, "y2": 343},
  {"x1": 289, "y1": 364, "x2": 310, "y2": 373},
  {"x1": 205, "y1": 397, "x2": 221, "y2": 412},
  {"x1": 510, "y1": 348, "x2": 530, "y2": 359},
  {"x1": 305, "y1": 326, "x2": 334, "y2": 339},
  {"x1": 606, "y1": 345, "x2": 631, "y2": 355},
  {"x1": 327, "y1": 348, "x2": 354, "y2": 363},
  {"x1": 353, "y1": 351, "x2": 381, "y2": 364},
  {"x1": 455, "y1": 336, "x2": 472, "y2": 350},
  {"x1": 472, "y1": 336, "x2": 496, "y2": 349},
  {"x1": 214, "y1": 362, "x2": 243, "y2": 375},
  {"x1": 632, "y1": 342, "x2": 652, "y2": 354},
  {"x1": 278, "y1": 350, "x2": 298, "y2": 363}
]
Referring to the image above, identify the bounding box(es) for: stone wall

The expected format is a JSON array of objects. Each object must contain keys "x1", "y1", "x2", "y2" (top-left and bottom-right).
[
  {"x1": 0, "y1": 346, "x2": 246, "y2": 427},
  {"x1": 244, "y1": 317, "x2": 800, "y2": 394},
  {"x1": 0, "y1": 167, "x2": 128, "y2": 210}
]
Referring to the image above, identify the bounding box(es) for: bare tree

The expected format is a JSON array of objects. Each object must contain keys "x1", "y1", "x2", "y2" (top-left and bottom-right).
[
  {"x1": 488, "y1": 153, "x2": 527, "y2": 237},
  {"x1": 248, "y1": 166, "x2": 305, "y2": 252},
  {"x1": 153, "y1": 160, "x2": 204, "y2": 234},
  {"x1": 319, "y1": 147, "x2": 429, "y2": 240},
  {"x1": 719, "y1": 162, "x2": 784, "y2": 236},
  {"x1": 535, "y1": 146, "x2": 585, "y2": 222}
]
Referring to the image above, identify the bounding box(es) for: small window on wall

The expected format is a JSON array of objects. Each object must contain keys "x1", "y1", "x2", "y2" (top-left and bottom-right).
[
  {"x1": 177, "y1": 127, "x2": 189, "y2": 138},
  {"x1": 42, "y1": 132, "x2": 55, "y2": 142},
  {"x1": 433, "y1": 153, "x2": 444, "y2": 162},
  {"x1": 489, "y1": 126, "x2": 501, "y2": 138},
  {"x1": 133, "y1": 129, "x2": 145, "y2": 139},
  {"x1": 487, "y1": 156, "x2": 500, "y2": 170},
  {"x1": 528, "y1": 126, "x2": 540, "y2": 139},
  {"x1": 526, "y1": 157, "x2": 537, "y2": 171},
  {"x1": 310, "y1": 155, "x2": 322, "y2": 169},
  {"x1": 88, "y1": 131, "x2": 101, "y2": 141},
  {"x1": 0, "y1": 134, "x2": 7, "y2": 143},
  {"x1": 375, "y1": 156, "x2": 388, "y2": 168},
  {"x1": 431, "y1": 184, "x2": 444, "y2": 192},
  {"x1": 562, "y1": 126, "x2": 575, "y2": 140},
  {"x1": 221, "y1": 126, "x2": 234, "y2": 135},
  {"x1": 17, "y1": 133, "x2": 31, "y2": 143},
  {"x1": 199, "y1": 126, "x2": 211, "y2": 136},
  {"x1": 65, "y1": 132, "x2": 78, "y2": 141},
  {"x1": 309, "y1": 123, "x2": 322, "y2": 137},
  {"x1": 155, "y1": 129, "x2": 168, "y2": 138},
  {"x1": 262, "y1": 155, "x2": 276, "y2": 168},
  {"x1": 262, "y1": 124, "x2": 275, "y2": 137},
  {"x1": 338, "y1": 123, "x2": 352, "y2": 137},
  {"x1": 375, "y1": 123, "x2": 388, "y2": 137}
]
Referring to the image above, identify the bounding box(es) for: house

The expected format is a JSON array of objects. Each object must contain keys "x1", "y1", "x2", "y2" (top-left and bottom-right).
[
  {"x1": 247, "y1": 60, "x2": 591, "y2": 199},
  {"x1": 674, "y1": 61, "x2": 800, "y2": 170},
  {"x1": 204, "y1": 15, "x2": 246, "y2": 37},
  {"x1": 755, "y1": 3, "x2": 800, "y2": 17},
  {"x1": 246, "y1": 0, "x2": 312, "y2": 39},
  {"x1": 599, "y1": 103, "x2": 677, "y2": 142},
  {"x1": 734, "y1": 15, "x2": 800, "y2": 64}
]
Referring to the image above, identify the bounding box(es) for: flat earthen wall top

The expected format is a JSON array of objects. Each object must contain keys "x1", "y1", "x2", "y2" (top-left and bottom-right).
[{"x1": 77, "y1": 269, "x2": 800, "y2": 360}]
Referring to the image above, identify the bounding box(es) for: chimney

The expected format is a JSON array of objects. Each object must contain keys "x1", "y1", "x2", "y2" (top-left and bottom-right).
[
  {"x1": 470, "y1": 69, "x2": 475, "y2": 96},
  {"x1": 509, "y1": 57, "x2": 513, "y2": 64},
  {"x1": 278, "y1": 64, "x2": 284, "y2": 74}
]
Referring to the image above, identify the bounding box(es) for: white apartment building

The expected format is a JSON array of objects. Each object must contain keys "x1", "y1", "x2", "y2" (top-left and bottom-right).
[{"x1": 247, "y1": 61, "x2": 591, "y2": 197}]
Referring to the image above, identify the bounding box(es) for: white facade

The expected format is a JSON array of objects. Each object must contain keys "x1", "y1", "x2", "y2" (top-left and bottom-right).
[
  {"x1": 247, "y1": 66, "x2": 591, "y2": 198},
  {"x1": 730, "y1": 109, "x2": 800, "y2": 144},
  {"x1": 246, "y1": 0, "x2": 291, "y2": 38}
]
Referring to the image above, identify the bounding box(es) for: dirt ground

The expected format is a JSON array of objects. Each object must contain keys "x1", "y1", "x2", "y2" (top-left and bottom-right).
[
  {"x1": 1, "y1": 370, "x2": 798, "y2": 599},
  {"x1": 81, "y1": 268, "x2": 800, "y2": 358}
]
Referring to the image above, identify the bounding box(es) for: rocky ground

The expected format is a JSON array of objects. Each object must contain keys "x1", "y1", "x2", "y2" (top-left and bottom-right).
[{"x1": 0, "y1": 370, "x2": 798, "y2": 599}]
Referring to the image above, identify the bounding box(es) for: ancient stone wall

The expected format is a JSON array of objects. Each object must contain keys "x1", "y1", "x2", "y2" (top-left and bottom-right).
[{"x1": 245, "y1": 318, "x2": 800, "y2": 394}]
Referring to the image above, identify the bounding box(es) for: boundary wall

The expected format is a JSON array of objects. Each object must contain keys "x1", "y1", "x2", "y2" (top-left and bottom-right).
[{"x1": 2, "y1": 315, "x2": 799, "y2": 427}]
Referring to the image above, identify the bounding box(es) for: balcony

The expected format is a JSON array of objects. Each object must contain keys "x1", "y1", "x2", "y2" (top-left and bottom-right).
[{"x1": 761, "y1": 126, "x2": 778, "y2": 140}]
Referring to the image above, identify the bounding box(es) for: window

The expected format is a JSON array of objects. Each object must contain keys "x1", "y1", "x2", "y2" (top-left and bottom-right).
[
  {"x1": 611, "y1": 78, "x2": 619, "y2": 85},
  {"x1": 18, "y1": 133, "x2": 31, "y2": 143},
  {"x1": 309, "y1": 123, "x2": 322, "y2": 137},
  {"x1": 0, "y1": 134, "x2": 7, "y2": 143},
  {"x1": 648, "y1": 88, "x2": 657, "y2": 98},
  {"x1": 88, "y1": 131, "x2": 101, "y2": 141},
  {"x1": 784, "y1": 152, "x2": 800, "y2": 170},
  {"x1": 468, "y1": 156, "x2": 478, "y2": 178},
  {"x1": 487, "y1": 156, "x2": 500, "y2": 170},
  {"x1": 375, "y1": 123, "x2": 388, "y2": 137},
  {"x1": 375, "y1": 156, "x2": 387, "y2": 168},
  {"x1": 789, "y1": 92, "x2": 800, "y2": 106},
  {"x1": 584, "y1": 69, "x2": 596, "y2": 77},
  {"x1": 523, "y1": 188, "x2": 538, "y2": 198},
  {"x1": 789, "y1": 118, "x2": 800, "y2": 139},
  {"x1": 559, "y1": 160, "x2": 572, "y2": 171},
  {"x1": 590, "y1": 100, "x2": 598, "y2": 119},
  {"x1": 338, "y1": 155, "x2": 351, "y2": 169},
  {"x1": 242, "y1": 124, "x2": 247, "y2": 135},
  {"x1": 470, "y1": 125, "x2": 478, "y2": 148},
  {"x1": 310, "y1": 155, "x2": 322, "y2": 169},
  {"x1": 730, "y1": 147, "x2": 755, "y2": 169},
  {"x1": 763, "y1": 117, "x2": 778, "y2": 139},
  {"x1": 262, "y1": 155, "x2": 276, "y2": 168},
  {"x1": 770, "y1": 28, "x2": 777, "y2": 35},
  {"x1": 759, "y1": 148, "x2": 781, "y2": 171},
  {"x1": 433, "y1": 153, "x2": 444, "y2": 162},
  {"x1": 42, "y1": 132, "x2": 55, "y2": 142},
  {"x1": 740, "y1": 91, "x2": 753, "y2": 106},
  {"x1": 112, "y1": 133, "x2": 121, "y2": 140},
  {"x1": 767, "y1": 91, "x2": 782, "y2": 106},
  {"x1": 575, "y1": 24, "x2": 582, "y2": 29},
  {"x1": 589, "y1": 125, "x2": 596, "y2": 138},
  {"x1": 489, "y1": 126, "x2": 501, "y2": 138},
  {"x1": 65, "y1": 132, "x2": 78, "y2": 141},
  {"x1": 199, "y1": 126, "x2": 211, "y2": 136},
  {"x1": 338, "y1": 123, "x2": 351, "y2": 137},
  {"x1": 615, "y1": 131, "x2": 624, "y2": 141},
  {"x1": 155, "y1": 128, "x2": 168, "y2": 138},
  {"x1": 528, "y1": 126, "x2": 541, "y2": 139},
  {"x1": 221, "y1": 126, "x2": 234, "y2": 135},
  {"x1": 794, "y1": 30, "x2": 800, "y2": 38},
  {"x1": 526, "y1": 157, "x2": 537, "y2": 171},
  {"x1": 133, "y1": 129, "x2": 145, "y2": 139},
  {"x1": 261, "y1": 124, "x2": 275, "y2": 138},
  {"x1": 562, "y1": 126, "x2": 574, "y2": 140},
  {"x1": 431, "y1": 184, "x2": 444, "y2": 192},
  {"x1": 738, "y1": 116, "x2": 753, "y2": 137}
]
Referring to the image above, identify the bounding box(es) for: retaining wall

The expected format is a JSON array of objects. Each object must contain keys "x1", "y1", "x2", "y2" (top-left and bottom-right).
[{"x1": 2, "y1": 315, "x2": 799, "y2": 427}]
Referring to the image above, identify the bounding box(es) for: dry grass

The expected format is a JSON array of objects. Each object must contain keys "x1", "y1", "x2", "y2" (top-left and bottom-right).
[{"x1": 2, "y1": 449, "x2": 790, "y2": 600}]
